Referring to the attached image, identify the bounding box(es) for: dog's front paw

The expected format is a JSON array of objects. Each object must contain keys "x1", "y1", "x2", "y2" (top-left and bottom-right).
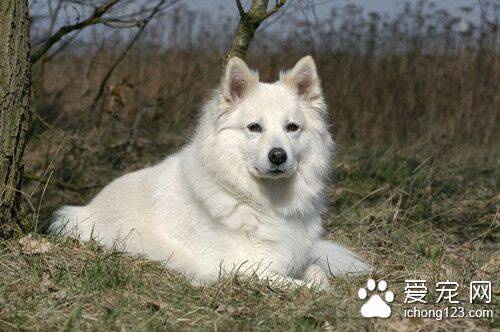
[{"x1": 303, "y1": 264, "x2": 332, "y2": 292}]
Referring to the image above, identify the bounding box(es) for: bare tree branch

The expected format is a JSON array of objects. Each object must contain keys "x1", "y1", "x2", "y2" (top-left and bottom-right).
[
  {"x1": 264, "y1": 0, "x2": 286, "y2": 19},
  {"x1": 31, "y1": 0, "x2": 121, "y2": 63},
  {"x1": 101, "y1": 17, "x2": 145, "y2": 28},
  {"x1": 223, "y1": 0, "x2": 287, "y2": 64},
  {"x1": 90, "y1": 0, "x2": 172, "y2": 126},
  {"x1": 42, "y1": 29, "x2": 82, "y2": 61},
  {"x1": 235, "y1": 0, "x2": 246, "y2": 18},
  {"x1": 46, "y1": 0, "x2": 64, "y2": 39}
]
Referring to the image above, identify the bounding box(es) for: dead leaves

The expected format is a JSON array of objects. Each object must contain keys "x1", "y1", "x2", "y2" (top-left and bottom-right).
[
  {"x1": 214, "y1": 303, "x2": 249, "y2": 318},
  {"x1": 146, "y1": 300, "x2": 165, "y2": 311},
  {"x1": 18, "y1": 234, "x2": 52, "y2": 255}
]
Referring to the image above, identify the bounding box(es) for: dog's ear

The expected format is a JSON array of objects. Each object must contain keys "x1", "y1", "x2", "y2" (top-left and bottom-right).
[
  {"x1": 281, "y1": 55, "x2": 321, "y2": 101},
  {"x1": 221, "y1": 57, "x2": 258, "y2": 103}
]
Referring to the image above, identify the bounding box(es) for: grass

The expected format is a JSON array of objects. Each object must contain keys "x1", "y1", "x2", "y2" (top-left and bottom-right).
[
  {"x1": 2, "y1": 2, "x2": 498, "y2": 329},
  {"x1": 1, "y1": 144, "x2": 497, "y2": 330}
]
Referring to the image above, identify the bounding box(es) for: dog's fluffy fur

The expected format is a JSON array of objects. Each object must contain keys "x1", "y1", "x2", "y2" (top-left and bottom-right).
[{"x1": 51, "y1": 56, "x2": 370, "y2": 289}]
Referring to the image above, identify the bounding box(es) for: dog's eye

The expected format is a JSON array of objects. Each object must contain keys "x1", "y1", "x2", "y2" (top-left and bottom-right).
[
  {"x1": 247, "y1": 123, "x2": 262, "y2": 133},
  {"x1": 285, "y1": 123, "x2": 300, "y2": 132}
]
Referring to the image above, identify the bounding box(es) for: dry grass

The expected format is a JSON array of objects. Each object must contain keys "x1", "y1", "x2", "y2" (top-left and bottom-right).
[
  {"x1": 1, "y1": 146, "x2": 498, "y2": 330},
  {"x1": 1, "y1": 2, "x2": 498, "y2": 330}
]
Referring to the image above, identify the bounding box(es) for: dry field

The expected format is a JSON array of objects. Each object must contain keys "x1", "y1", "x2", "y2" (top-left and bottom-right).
[{"x1": 1, "y1": 2, "x2": 499, "y2": 330}]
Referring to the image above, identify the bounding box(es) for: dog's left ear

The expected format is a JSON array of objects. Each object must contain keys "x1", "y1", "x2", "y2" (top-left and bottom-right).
[{"x1": 281, "y1": 55, "x2": 321, "y2": 101}]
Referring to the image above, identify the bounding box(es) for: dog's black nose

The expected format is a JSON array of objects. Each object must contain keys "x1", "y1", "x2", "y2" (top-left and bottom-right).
[{"x1": 268, "y1": 148, "x2": 287, "y2": 166}]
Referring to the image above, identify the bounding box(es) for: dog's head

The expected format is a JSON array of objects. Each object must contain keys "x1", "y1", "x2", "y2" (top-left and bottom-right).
[{"x1": 210, "y1": 56, "x2": 329, "y2": 181}]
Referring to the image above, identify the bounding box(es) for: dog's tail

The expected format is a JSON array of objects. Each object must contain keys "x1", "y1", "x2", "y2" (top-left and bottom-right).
[{"x1": 49, "y1": 205, "x2": 95, "y2": 240}]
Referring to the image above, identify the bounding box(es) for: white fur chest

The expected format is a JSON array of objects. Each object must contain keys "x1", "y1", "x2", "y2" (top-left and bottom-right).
[{"x1": 211, "y1": 203, "x2": 322, "y2": 278}]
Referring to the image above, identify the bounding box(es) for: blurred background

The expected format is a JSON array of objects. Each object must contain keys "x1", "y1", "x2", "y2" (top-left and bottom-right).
[{"x1": 25, "y1": 0, "x2": 499, "y2": 221}]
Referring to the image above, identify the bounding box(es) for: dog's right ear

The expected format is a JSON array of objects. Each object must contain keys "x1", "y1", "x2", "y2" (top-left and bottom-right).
[{"x1": 221, "y1": 57, "x2": 258, "y2": 103}]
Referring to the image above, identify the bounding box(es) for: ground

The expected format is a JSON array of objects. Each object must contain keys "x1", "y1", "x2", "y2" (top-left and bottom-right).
[
  {"x1": 3, "y1": 2, "x2": 498, "y2": 328},
  {"x1": 0, "y1": 144, "x2": 497, "y2": 330}
]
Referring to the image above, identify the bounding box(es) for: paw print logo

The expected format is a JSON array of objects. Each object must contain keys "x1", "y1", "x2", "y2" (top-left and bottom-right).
[{"x1": 358, "y1": 279, "x2": 394, "y2": 318}]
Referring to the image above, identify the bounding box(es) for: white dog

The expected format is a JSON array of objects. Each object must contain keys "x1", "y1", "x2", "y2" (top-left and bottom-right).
[{"x1": 51, "y1": 56, "x2": 370, "y2": 290}]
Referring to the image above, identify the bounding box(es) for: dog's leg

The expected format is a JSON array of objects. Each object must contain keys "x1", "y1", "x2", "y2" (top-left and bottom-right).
[
  {"x1": 311, "y1": 240, "x2": 372, "y2": 276},
  {"x1": 260, "y1": 273, "x2": 320, "y2": 290},
  {"x1": 109, "y1": 230, "x2": 222, "y2": 286},
  {"x1": 302, "y1": 264, "x2": 332, "y2": 291},
  {"x1": 251, "y1": 267, "x2": 330, "y2": 292}
]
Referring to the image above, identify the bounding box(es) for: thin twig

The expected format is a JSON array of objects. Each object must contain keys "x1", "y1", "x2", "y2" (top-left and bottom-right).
[
  {"x1": 42, "y1": 30, "x2": 83, "y2": 62},
  {"x1": 235, "y1": 0, "x2": 246, "y2": 18},
  {"x1": 46, "y1": 0, "x2": 64, "y2": 41},
  {"x1": 31, "y1": 0, "x2": 121, "y2": 63},
  {"x1": 90, "y1": 0, "x2": 173, "y2": 126},
  {"x1": 264, "y1": 0, "x2": 287, "y2": 19}
]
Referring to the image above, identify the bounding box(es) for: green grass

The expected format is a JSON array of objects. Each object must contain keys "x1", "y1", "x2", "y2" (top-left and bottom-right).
[{"x1": 1, "y1": 145, "x2": 498, "y2": 330}]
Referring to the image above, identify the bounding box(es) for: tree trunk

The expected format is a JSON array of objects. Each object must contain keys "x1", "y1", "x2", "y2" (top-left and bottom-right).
[
  {"x1": 223, "y1": 0, "x2": 268, "y2": 63},
  {"x1": 223, "y1": 0, "x2": 286, "y2": 65},
  {"x1": 0, "y1": 0, "x2": 32, "y2": 238}
]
